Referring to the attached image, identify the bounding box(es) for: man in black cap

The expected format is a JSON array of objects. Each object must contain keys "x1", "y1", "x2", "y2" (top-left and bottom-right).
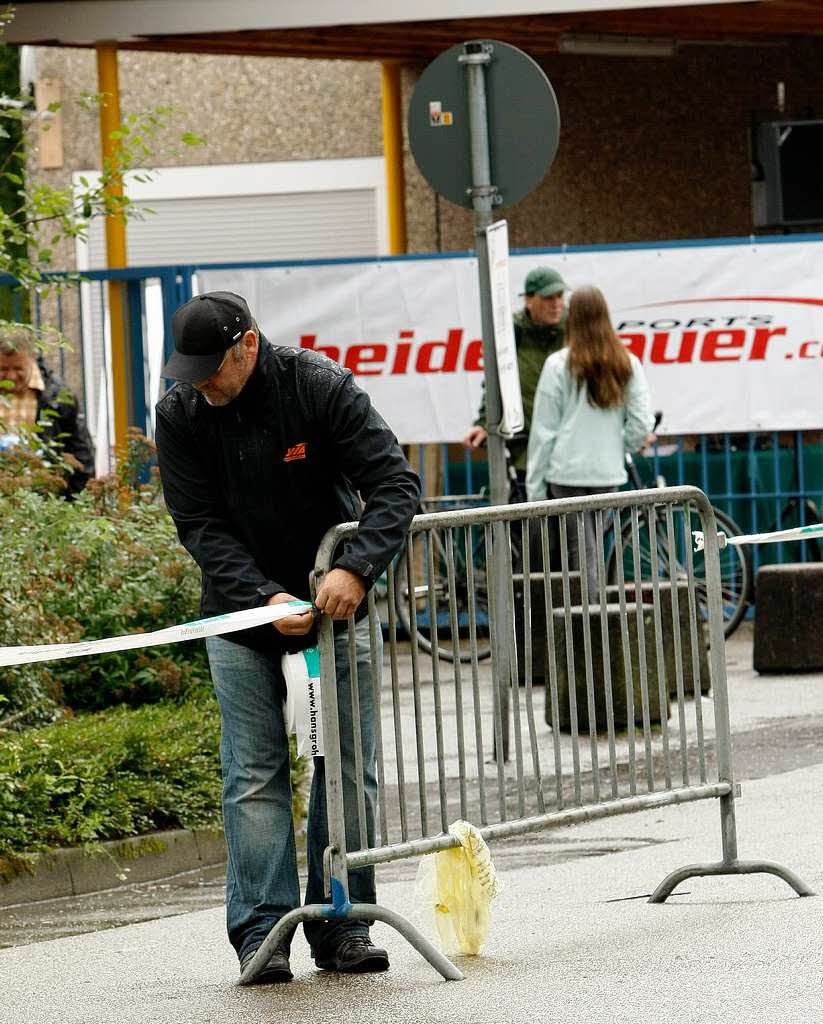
[
  {"x1": 463, "y1": 265, "x2": 567, "y2": 481},
  {"x1": 154, "y1": 291, "x2": 420, "y2": 983}
]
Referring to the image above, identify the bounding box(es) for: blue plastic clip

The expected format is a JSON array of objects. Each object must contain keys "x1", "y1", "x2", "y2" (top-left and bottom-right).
[{"x1": 322, "y1": 877, "x2": 353, "y2": 918}]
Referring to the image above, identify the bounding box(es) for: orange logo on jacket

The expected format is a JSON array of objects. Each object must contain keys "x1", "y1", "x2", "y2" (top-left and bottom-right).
[{"x1": 283, "y1": 442, "x2": 307, "y2": 462}]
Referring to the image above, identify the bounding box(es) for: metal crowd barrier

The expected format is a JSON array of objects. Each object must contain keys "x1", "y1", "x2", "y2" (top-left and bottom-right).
[{"x1": 242, "y1": 485, "x2": 813, "y2": 984}]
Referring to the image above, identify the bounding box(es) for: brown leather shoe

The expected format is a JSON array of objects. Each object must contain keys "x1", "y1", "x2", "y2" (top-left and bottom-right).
[
  {"x1": 314, "y1": 935, "x2": 389, "y2": 973},
  {"x1": 239, "y1": 942, "x2": 293, "y2": 984}
]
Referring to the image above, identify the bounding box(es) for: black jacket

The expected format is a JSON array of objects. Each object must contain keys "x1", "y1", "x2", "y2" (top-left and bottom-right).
[
  {"x1": 37, "y1": 364, "x2": 95, "y2": 495},
  {"x1": 155, "y1": 338, "x2": 421, "y2": 653}
]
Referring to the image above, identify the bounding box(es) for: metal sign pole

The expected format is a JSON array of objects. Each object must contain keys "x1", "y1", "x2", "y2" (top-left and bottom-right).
[
  {"x1": 459, "y1": 43, "x2": 508, "y2": 508},
  {"x1": 460, "y1": 41, "x2": 511, "y2": 759},
  {"x1": 408, "y1": 38, "x2": 559, "y2": 764}
]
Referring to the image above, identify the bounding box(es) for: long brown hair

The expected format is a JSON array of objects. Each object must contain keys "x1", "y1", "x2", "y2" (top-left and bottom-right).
[{"x1": 566, "y1": 286, "x2": 631, "y2": 409}]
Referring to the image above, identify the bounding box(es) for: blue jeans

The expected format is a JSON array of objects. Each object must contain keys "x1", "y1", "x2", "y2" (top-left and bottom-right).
[{"x1": 205, "y1": 620, "x2": 379, "y2": 961}]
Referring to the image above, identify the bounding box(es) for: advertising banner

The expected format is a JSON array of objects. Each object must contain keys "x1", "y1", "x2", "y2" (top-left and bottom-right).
[{"x1": 199, "y1": 236, "x2": 823, "y2": 442}]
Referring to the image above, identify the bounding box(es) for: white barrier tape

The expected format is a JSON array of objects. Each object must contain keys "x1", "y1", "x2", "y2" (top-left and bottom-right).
[
  {"x1": 693, "y1": 531, "x2": 724, "y2": 551},
  {"x1": 693, "y1": 521, "x2": 823, "y2": 552},
  {"x1": 0, "y1": 600, "x2": 314, "y2": 668}
]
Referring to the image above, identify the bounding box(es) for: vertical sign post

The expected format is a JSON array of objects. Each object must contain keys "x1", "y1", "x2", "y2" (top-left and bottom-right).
[
  {"x1": 408, "y1": 40, "x2": 560, "y2": 759},
  {"x1": 458, "y1": 43, "x2": 510, "y2": 510}
]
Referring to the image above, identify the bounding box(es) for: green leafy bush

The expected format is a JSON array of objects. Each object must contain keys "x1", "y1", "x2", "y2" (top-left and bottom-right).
[
  {"x1": 0, "y1": 433, "x2": 211, "y2": 724},
  {"x1": 0, "y1": 431, "x2": 71, "y2": 497},
  {"x1": 0, "y1": 434, "x2": 309, "y2": 869},
  {"x1": 0, "y1": 696, "x2": 309, "y2": 875}
]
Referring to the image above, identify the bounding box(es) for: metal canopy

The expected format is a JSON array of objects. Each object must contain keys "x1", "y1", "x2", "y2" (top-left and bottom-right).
[{"x1": 7, "y1": 1, "x2": 823, "y2": 58}]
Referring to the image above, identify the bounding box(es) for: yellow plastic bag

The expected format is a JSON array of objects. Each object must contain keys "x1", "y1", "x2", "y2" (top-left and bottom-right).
[{"x1": 415, "y1": 820, "x2": 500, "y2": 956}]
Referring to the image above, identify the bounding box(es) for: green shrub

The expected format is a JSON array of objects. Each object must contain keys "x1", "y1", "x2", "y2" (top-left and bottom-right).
[
  {"x1": 0, "y1": 434, "x2": 70, "y2": 497},
  {"x1": 0, "y1": 696, "x2": 309, "y2": 876},
  {"x1": 0, "y1": 433, "x2": 310, "y2": 873},
  {"x1": 0, "y1": 433, "x2": 210, "y2": 724}
]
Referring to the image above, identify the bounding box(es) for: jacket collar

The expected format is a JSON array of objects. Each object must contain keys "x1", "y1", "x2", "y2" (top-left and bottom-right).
[{"x1": 234, "y1": 333, "x2": 271, "y2": 409}]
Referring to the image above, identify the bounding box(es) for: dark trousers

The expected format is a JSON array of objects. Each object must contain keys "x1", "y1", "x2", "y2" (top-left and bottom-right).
[{"x1": 549, "y1": 483, "x2": 618, "y2": 599}]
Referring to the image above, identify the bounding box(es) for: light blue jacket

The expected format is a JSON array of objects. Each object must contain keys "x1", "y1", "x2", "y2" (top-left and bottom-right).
[{"x1": 526, "y1": 349, "x2": 654, "y2": 498}]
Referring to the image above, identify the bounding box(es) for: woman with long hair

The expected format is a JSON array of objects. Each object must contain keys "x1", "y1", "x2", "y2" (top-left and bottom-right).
[{"x1": 526, "y1": 285, "x2": 654, "y2": 594}]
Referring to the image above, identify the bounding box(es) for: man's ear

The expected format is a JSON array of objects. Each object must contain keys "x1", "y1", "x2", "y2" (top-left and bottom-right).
[{"x1": 243, "y1": 329, "x2": 259, "y2": 354}]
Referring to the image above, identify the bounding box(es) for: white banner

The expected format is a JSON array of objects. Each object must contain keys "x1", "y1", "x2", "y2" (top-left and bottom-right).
[{"x1": 198, "y1": 236, "x2": 823, "y2": 442}]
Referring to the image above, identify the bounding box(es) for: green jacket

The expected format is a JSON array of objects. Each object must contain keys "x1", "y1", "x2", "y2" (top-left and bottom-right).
[{"x1": 474, "y1": 309, "x2": 565, "y2": 470}]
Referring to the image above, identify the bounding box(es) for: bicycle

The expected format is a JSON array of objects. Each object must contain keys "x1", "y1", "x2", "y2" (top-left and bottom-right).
[
  {"x1": 391, "y1": 493, "x2": 495, "y2": 664},
  {"x1": 604, "y1": 448, "x2": 752, "y2": 638},
  {"x1": 394, "y1": 420, "x2": 752, "y2": 662}
]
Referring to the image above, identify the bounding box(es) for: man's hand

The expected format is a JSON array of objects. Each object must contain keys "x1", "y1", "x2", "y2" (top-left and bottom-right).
[
  {"x1": 463, "y1": 425, "x2": 487, "y2": 449},
  {"x1": 268, "y1": 592, "x2": 315, "y2": 635},
  {"x1": 314, "y1": 568, "x2": 366, "y2": 620}
]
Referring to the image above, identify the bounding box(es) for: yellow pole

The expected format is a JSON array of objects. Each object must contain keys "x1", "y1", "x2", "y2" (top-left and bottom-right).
[
  {"x1": 96, "y1": 43, "x2": 129, "y2": 461},
  {"x1": 382, "y1": 64, "x2": 433, "y2": 525},
  {"x1": 381, "y1": 61, "x2": 407, "y2": 255}
]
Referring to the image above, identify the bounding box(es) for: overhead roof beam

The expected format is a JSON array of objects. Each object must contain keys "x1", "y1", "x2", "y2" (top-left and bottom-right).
[
  {"x1": 6, "y1": 2, "x2": 751, "y2": 46},
  {"x1": 8, "y1": 3, "x2": 823, "y2": 59}
]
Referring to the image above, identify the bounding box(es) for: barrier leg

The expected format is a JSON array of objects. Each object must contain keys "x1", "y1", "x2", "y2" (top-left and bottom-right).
[
  {"x1": 650, "y1": 791, "x2": 815, "y2": 902},
  {"x1": 649, "y1": 859, "x2": 816, "y2": 903},
  {"x1": 240, "y1": 901, "x2": 464, "y2": 983},
  {"x1": 651, "y1": 522, "x2": 815, "y2": 905},
  {"x1": 345, "y1": 902, "x2": 465, "y2": 981}
]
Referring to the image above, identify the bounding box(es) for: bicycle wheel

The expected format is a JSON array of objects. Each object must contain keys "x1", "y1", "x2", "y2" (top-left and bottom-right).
[
  {"x1": 605, "y1": 504, "x2": 751, "y2": 638},
  {"x1": 767, "y1": 498, "x2": 823, "y2": 563},
  {"x1": 392, "y1": 526, "x2": 492, "y2": 663}
]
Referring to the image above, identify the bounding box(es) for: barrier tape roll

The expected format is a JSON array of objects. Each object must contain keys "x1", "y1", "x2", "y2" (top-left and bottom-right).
[
  {"x1": 0, "y1": 600, "x2": 314, "y2": 668},
  {"x1": 693, "y1": 521, "x2": 823, "y2": 552},
  {"x1": 283, "y1": 646, "x2": 324, "y2": 757}
]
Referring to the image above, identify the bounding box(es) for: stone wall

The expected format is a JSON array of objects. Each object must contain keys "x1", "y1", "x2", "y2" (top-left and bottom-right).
[
  {"x1": 32, "y1": 38, "x2": 823, "y2": 259},
  {"x1": 403, "y1": 37, "x2": 823, "y2": 252}
]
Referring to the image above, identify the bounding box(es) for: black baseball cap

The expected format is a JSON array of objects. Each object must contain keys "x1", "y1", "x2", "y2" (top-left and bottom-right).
[{"x1": 162, "y1": 291, "x2": 253, "y2": 383}]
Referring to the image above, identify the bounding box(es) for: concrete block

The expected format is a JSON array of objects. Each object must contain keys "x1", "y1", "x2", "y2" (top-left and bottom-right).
[
  {"x1": 193, "y1": 829, "x2": 227, "y2": 867},
  {"x1": 0, "y1": 828, "x2": 227, "y2": 907},
  {"x1": 66, "y1": 830, "x2": 203, "y2": 894},
  {"x1": 754, "y1": 562, "x2": 823, "y2": 672},
  {"x1": 514, "y1": 572, "x2": 580, "y2": 684},
  {"x1": 518, "y1": 576, "x2": 709, "y2": 697},
  {"x1": 0, "y1": 852, "x2": 73, "y2": 907},
  {"x1": 616, "y1": 582, "x2": 710, "y2": 697},
  {"x1": 546, "y1": 603, "x2": 672, "y2": 732}
]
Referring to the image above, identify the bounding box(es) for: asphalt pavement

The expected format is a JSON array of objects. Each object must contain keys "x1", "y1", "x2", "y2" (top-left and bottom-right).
[{"x1": 2, "y1": 622, "x2": 822, "y2": 1023}]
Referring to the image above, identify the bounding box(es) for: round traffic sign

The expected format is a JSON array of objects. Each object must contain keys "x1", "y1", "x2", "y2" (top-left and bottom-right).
[{"x1": 408, "y1": 40, "x2": 560, "y2": 209}]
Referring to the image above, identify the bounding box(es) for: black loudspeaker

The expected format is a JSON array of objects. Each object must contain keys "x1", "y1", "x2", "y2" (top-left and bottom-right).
[{"x1": 753, "y1": 120, "x2": 823, "y2": 227}]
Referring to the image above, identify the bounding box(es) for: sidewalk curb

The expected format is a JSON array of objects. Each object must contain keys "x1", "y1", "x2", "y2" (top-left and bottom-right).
[{"x1": 0, "y1": 828, "x2": 227, "y2": 908}]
